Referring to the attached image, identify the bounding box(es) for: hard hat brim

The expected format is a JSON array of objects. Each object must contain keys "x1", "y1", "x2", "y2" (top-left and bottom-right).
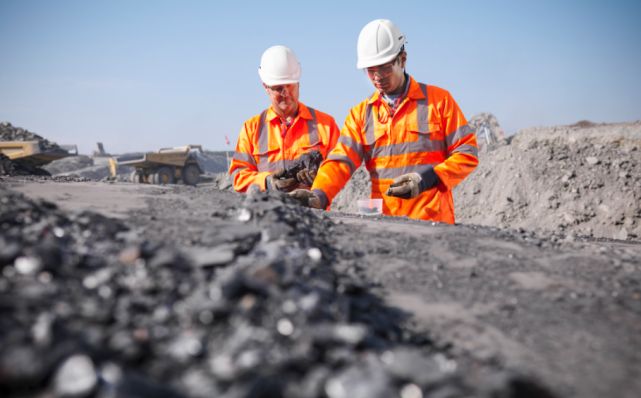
[
  {"x1": 258, "y1": 69, "x2": 300, "y2": 86},
  {"x1": 356, "y1": 52, "x2": 399, "y2": 69}
]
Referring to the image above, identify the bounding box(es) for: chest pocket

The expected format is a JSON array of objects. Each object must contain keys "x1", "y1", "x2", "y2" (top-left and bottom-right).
[
  {"x1": 405, "y1": 102, "x2": 446, "y2": 155},
  {"x1": 301, "y1": 138, "x2": 321, "y2": 152},
  {"x1": 362, "y1": 104, "x2": 390, "y2": 146},
  {"x1": 252, "y1": 147, "x2": 281, "y2": 172}
]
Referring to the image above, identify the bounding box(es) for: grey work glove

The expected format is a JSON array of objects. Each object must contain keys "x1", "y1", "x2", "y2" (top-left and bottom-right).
[
  {"x1": 288, "y1": 189, "x2": 327, "y2": 209},
  {"x1": 386, "y1": 167, "x2": 439, "y2": 199},
  {"x1": 269, "y1": 169, "x2": 298, "y2": 192},
  {"x1": 296, "y1": 168, "x2": 317, "y2": 187}
]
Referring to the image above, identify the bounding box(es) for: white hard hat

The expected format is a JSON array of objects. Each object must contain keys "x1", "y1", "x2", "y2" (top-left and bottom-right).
[
  {"x1": 356, "y1": 19, "x2": 406, "y2": 69},
  {"x1": 258, "y1": 45, "x2": 301, "y2": 86}
]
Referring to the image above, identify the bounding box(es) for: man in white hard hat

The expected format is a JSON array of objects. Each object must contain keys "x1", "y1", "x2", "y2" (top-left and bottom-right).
[
  {"x1": 229, "y1": 45, "x2": 340, "y2": 193},
  {"x1": 291, "y1": 19, "x2": 479, "y2": 224}
]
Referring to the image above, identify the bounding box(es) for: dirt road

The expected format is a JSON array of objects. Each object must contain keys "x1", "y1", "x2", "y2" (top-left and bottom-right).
[{"x1": 5, "y1": 178, "x2": 641, "y2": 398}]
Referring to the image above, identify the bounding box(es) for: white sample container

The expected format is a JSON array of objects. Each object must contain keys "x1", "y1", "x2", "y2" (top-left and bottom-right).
[{"x1": 357, "y1": 199, "x2": 383, "y2": 216}]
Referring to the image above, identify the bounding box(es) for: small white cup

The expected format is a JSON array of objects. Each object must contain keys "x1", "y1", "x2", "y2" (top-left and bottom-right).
[{"x1": 357, "y1": 198, "x2": 383, "y2": 216}]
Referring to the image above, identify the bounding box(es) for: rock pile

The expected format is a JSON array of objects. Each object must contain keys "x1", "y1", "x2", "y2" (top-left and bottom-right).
[
  {"x1": 0, "y1": 185, "x2": 552, "y2": 397},
  {"x1": 0, "y1": 122, "x2": 62, "y2": 151},
  {"x1": 455, "y1": 120, "x2": 641, "y2": 240},
  {"x1": 43, "y1": 155, "x2": 94, "y2": 176},
  {"x1": 467, "y1": 113, "x2": 506, "y2": 151},
  {"x1": 0, "y1": 122, "x2": 68, "y2": 176}
]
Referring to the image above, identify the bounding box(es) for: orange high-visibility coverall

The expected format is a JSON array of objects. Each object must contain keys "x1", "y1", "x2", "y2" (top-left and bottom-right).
[
  {"x1": 311, "y1": 76, "x2": 478, "y2": 223},
  {"x1": 230, "y1": 102, "x2": 340, "y2": 192}
]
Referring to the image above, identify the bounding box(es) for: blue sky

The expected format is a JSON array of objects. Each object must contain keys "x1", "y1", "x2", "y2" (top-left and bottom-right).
[{"x1": 1, "y1": 0, "x2": 640, "y2": 154}]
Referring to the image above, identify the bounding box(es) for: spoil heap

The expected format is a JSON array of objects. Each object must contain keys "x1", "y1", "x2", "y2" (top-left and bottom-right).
[
  {"x1": 0, "y1": 122, "x2": 67, "y2": 176},
  {"x1": 467, "y1": 113, "x2": 506, "y2": 151},
  {"x1": 0, "y1": 122, "x2": 62, "y2": 151},
  {"x1": 455, "y1": 120, "x2": 641, "y2": 240},
  {"x1": 0, "y1": 185, "x2": 552, "y2": 397}
]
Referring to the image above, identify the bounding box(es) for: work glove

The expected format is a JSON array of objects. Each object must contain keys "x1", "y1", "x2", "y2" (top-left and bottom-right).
[
  {"x1": 269, "y1": 169, "x2": 298, "y2": 192},
  {"x1": 288, "y1": 189, "x2": 327, "y2": 209},
  {"x1": 295, "y1": 168, "x2": 316, "y2": 187},
  {"x1": 386, "y1": 167, "x2": 439, "y2": 199}
]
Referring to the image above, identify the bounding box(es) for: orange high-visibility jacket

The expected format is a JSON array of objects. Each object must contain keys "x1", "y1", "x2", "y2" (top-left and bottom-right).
[
  {"x1": 230, "y1": 102, "x2": 340, "y2": 192},
  {"x1": 312, "y1": 76, "x2": 479, "y2": 223}
]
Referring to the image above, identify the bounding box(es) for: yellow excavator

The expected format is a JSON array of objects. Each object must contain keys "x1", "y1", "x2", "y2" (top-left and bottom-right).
[{"x1": 109, "y1": 145, "x2": 204, "y2": 185}]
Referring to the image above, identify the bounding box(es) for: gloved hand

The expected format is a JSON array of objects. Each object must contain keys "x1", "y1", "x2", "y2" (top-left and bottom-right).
[
  {"x1": 386, "y1": 167, "x2": 439, "y2": 199},
  {"x1": 296, "y1": 168, "x2": 316, "y2": 187},
  {"x1": 289, "y1": 189, "x2": 327, "y2": 209},
  {"x1": 269, "y1": 169, "x2": 298, "y2": 192}
]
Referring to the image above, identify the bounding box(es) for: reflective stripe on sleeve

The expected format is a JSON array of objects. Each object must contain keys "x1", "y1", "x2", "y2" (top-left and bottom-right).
[
  {"x1": 232, "y1": 151, "x2": 256, "y2": 165},
  {"x1": 450, "y1": 143, "x2": 479, "y2": 157},
  {"x1": 337, "y1": 135, "x2": 365, "y2": 158},
  {"x1": 326, "y1": 154, "x2": 357, "y2": 173},
  {"x1": 445, "y1": 124, "x2": 474, "y2": 148}
]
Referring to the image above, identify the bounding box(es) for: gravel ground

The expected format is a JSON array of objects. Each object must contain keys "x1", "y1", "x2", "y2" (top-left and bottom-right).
[
  {"x1": 454, "y1": 120, "x2": 641, "y2": 241},
  {"x1": 3, "y1": 178, "x2": 640, "y2": 398}
]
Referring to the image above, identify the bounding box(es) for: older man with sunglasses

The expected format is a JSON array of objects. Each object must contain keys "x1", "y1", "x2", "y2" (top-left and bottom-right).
[
  {"x1": 229, "y1": 45, "x2": 340, "y2": 193},
  {"x1": 291, "y1": 19, "x2": 479, "y2": 224}
]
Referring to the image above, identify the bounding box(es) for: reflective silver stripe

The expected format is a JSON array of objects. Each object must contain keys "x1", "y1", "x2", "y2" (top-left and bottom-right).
[
  {"x1": 254, "y1": 159, "x2": 297, "y2": 172},
  {"x1": 364, "y1": 104, "x2": 375, "y2": 144},
  {"x1": 257, "y1": 155, "x2": 271, "y2": 171},
  {"x1": 232, "y1": 151, "x2": 256, "y2": 165},
  {"x1": 370, "y1": 136, "x2": 446, "y2": 158},
  {"x1": 362, "y1": 104, "x2": 375, "y2": 162},
  {"x1": 278, "y1": 159, "x2": 297, "y2": 170},
  {"x1": 445, "y1": 124, "x2": 474, "y2": 148},
  {"x1": 451, "y1": 144, "x2": 479, "y2": 158},
  {"x1": 337, "y1": 135, "x2": 364, "y2": 158},
  {"x1": 370, "y1": 164, "x2": 436, "y2": 180},
  {"x1": 326, "y1": 154, "x2": 356, "y2": 173},
  {"x1": 230, "y1": 168, "x2": 241, "y2": 180},
  {"x1": 417, "y1": 84, "x2": 428, "y2": 132},
  {"x1": 257, "y1": 110, "x2": 269, "y2": 153},
  {"x1": 255, "y1": 110, "x2": 272, "y2": 171},
  {"x1": 307, "y1": 107, "x2": 319, "y2": 144}
]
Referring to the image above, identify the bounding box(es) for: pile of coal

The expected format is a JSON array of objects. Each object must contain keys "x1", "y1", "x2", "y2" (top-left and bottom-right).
[
  {"x1": 0, "y1": 185, "x2": 553, "y2": 397},
  {"x1": 279, "y1": 150, "x2": 323, "y2": 180},
  {"x1": 0, "y1": 122, "x2": 62, "y2": 152},
  {"x1": 0, "y1": 122, "x2": 68, "y2": 176},
  {"x1": 0, "y1": 153, "x2": 53, "y2": 176}
]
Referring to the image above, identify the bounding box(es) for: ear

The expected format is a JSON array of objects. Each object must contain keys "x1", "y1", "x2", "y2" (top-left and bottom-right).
[{"x1": 399, "y1": 51, "x2": 408, "y2": 68}]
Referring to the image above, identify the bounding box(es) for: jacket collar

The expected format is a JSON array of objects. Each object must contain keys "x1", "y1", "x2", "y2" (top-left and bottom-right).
[
  {"x1": 366, "y1": 75, "x2": 425, "y2": 105},
  {"x1": 266, "y1": 102, "x2": 310, "y2": 123}
]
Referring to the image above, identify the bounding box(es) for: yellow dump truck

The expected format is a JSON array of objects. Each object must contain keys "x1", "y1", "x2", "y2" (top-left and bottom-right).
[
  {"x1": 0, "y1": 140, "x2": 75, "y2": 175},
  {"x1": 109, "y1": 145, "x2": 204, "y2": 185}
]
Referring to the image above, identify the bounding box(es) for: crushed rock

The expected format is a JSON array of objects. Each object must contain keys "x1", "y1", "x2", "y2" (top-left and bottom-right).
[
  {"x1": 0, "y1": 184, "x2": 555, "y2": 397},
  {"x1": 454, "y1": 120, "x2": 641, "y2": 241}
]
